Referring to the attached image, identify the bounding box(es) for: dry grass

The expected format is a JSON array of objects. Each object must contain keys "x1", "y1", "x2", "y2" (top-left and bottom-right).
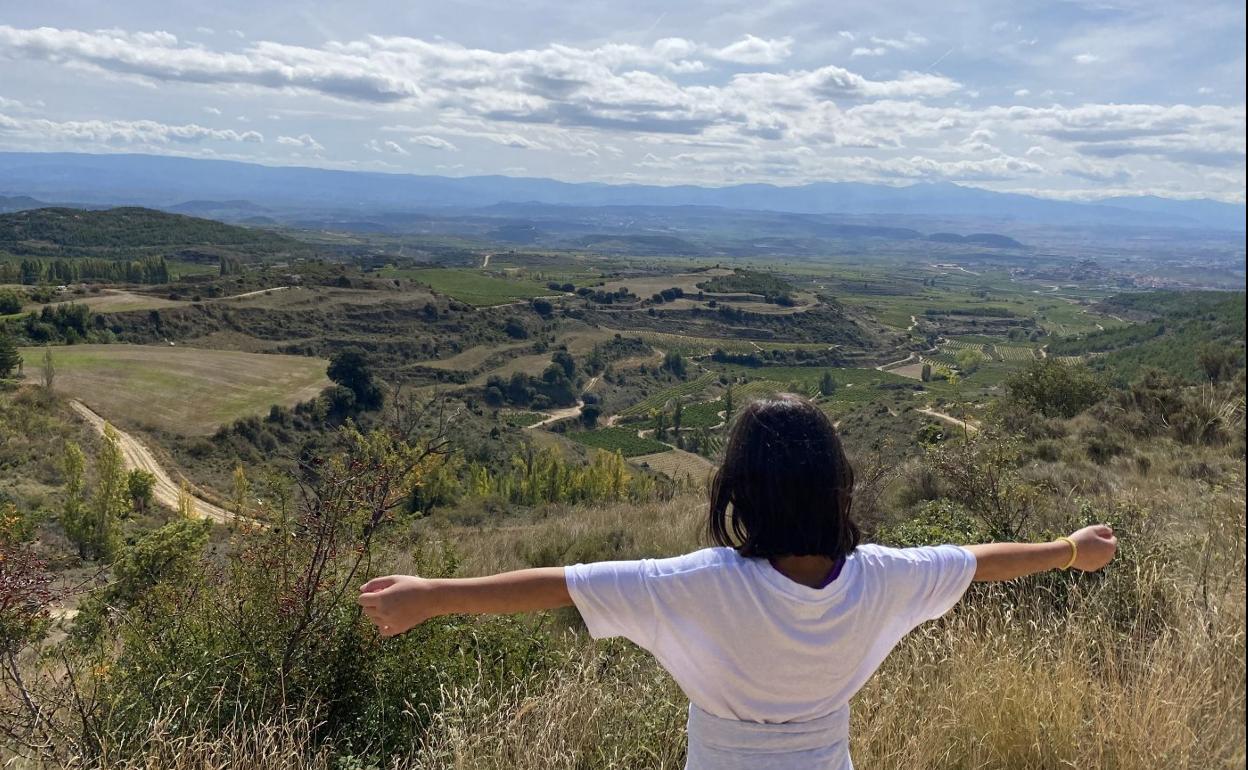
[
  {"x1": 16, "y1": 437, "x2": 1246, "y2": 770},
  {"x1": 20, "y1": 344, "x2": 330, "y2": 434}
]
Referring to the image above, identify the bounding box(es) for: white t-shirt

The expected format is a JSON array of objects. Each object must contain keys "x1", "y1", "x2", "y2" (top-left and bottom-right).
[{"x1": 564, "y1": 544, "x2": 977, "y2": 769}]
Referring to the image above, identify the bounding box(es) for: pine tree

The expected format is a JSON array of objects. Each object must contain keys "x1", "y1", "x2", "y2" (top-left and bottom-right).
[
  {"x1": 0, "y1": 333, "x2": 21, "y2": 379},
  {"x1": 723, "y1": 384, "x2": 734, "y2": 424}
]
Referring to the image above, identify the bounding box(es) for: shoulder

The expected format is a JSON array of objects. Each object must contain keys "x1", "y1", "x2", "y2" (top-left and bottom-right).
[
  {"x1": 852, "y1": 543, "x2": 975, "y2": 573},
  {"x1": 648, "y1": 547, "x2": 743, "y2": 578}
]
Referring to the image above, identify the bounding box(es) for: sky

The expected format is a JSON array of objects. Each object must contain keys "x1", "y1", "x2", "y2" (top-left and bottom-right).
[{"x1": 0, "y1": 1, "x2": 1244, "y2": 202}]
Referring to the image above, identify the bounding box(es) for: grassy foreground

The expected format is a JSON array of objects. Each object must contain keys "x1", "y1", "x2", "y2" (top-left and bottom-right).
[{"x1": 60, "y1": 469, "x2": 1246, "y2": 770}]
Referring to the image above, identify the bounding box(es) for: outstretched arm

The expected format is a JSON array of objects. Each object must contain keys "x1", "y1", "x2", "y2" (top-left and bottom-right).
[
  {"x1": 966, "y1": 524, "x2": 1117, "y2": 582},
  {"x1": 357, "y1": 568, "x2": 573, "y2": 637}
]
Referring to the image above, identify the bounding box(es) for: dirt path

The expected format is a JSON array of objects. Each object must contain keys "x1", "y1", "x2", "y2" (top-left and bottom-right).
[
  {"x1": 877, "y1": 352, "x2": 918, "y2": 371},
  {"x1": 525, "y1": 400, "x2": 585, "y2": 429},
  {"x1": 908, "y1": 315, "x2": 918, "y2": 331},
  {"x1": 217, "y1": 286, "x2": 290, "y2": 302},
  {"x1": 69, "y1": 400, "x2": 238, "y2": 524},
  {"x1": 481, "y1": 253, "x2": 492, "y2": 269},
  {"x1": 917, "y1": 407, "x2": 980, "y2": 433}
]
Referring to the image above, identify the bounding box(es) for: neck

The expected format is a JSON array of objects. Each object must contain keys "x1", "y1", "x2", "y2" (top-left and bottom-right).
[{"x1": 769, "y1": 554, "x2": 839, "y2": 588}]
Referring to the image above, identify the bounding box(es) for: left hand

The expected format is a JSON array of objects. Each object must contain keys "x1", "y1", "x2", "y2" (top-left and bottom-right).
[{"x1": 357, "y1": 574, "x2": 437, "y2": 637}]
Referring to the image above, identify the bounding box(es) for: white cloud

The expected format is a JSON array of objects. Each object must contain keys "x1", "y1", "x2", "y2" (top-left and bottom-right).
[
  {"x1": 277, "y1": 133, "x2": 325, "y2": 151},
  {"x1": 408, "y1": 134, "x2": 458, "y2": 151},
  {"x1": 365, "y1": 138, "x2": 409, "y2": 155},
  {"x1": 710, "y1": 34, "x2": 793, "y2": 64},
  {"x1": 0, "y1": 111, "x2": 262, "y2": 146},
  {"x1": 0, "y1": 21, "x2": 1242, "y2": 199},
  {"x1": 852, "y1": 32, "x2": 927, "y2": 56}
]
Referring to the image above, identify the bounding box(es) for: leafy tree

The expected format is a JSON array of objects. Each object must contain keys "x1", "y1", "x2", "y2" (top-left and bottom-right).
[
  {"x1": 921, "y1": 363, "x2": 933, "y2": 382},
  {"x1": 531, "y1": 298, "x2": 553, "y2": 317},
  {"x1": 1197, "y1": 342, "x2": 1241, "y2": 384},
  {"x1": 126, "y1": 469, "x2": 156, "y2": 516},
  {"x1": 503, "y1": 318, "x2": 529, "y2": 339},
  {"x1": 177, "y1": 479, "x2": 196, "y2": 520},
  {"x1": 0, "y1": 333, "x2": 21, "y2": 379},
  {"x1": 61, "y1": 442, "x2": 87, "y2": 558},
  {"x1": 0, "y1": 290, "x2": 22, "y2": 315},
  {"x1": 819, "y1": 371, "x2": 837, "y2": 396},
  {"x1": 231, "y1": 464, "x2": 251, "y2": 523},
  {"x1": 70, "y1": 518, "x2": 211, "y2": 644},
  {"x1": 956, "y1": 349, "x2": 985, "y2": 375},
  {"x1": 70, "y1": 424, "x2": 126, "y2": 560},
  {"x1": 724, "y1": 383, "x2": 734, "y2": 423},
  {"x1": 672, "y1": 401, "x2": 683, "y2": 435},
  {"x1": 1004, "y1": 359, "x2": 1108, "y2": 418},
  {"x1": 327, "y1": 347, "x2": 383, "y2": 411},
  {"x1": 551, "y1": 350, "x2": 576, "y2": 379},
  {"x1": 580, "y1": 403, "x2": 602, "y2": 427},
  {"x1": 662, "y1": 351, "x2": 687, "y2": 377}
]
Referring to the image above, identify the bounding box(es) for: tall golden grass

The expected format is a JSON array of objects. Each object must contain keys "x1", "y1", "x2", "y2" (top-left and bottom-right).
[{"x1": 28, "y1": 434, "x2": 1248, "y2": 770}]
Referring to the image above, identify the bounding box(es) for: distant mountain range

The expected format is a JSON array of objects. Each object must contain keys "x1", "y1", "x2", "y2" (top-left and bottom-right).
[{"x1": 0, "y1": 151, "x2": 1243, "y2": 232}]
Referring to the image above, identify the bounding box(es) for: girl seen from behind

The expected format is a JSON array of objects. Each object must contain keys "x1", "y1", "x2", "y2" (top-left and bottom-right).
[{"x1": 359, "y1": 394, "x2": 1117, "y2": 769}]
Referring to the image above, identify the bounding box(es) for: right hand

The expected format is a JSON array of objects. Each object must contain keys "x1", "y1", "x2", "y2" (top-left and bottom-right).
[
  {"x1": 357, "y1": 575, "x2": 437, "y2": 637},
  {"x1": 1065, "y1": 525, "x2": 1118, "y2": 572}
]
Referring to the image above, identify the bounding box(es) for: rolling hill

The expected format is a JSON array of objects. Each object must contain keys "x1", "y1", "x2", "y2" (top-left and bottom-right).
[
  {"x1": 0, "y1": 206, "x2": 307, "y2": 258},
  {"x1": 1, "y1": 151, "x2": 1242, "y2": 232}
]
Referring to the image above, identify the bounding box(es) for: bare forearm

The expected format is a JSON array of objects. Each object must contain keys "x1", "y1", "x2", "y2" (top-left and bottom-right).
[
  {"x1": 426, "y1": 567, "x2": 573, "y2": 617},
  {"x1": 965, "y1": 540, "x2": 1072, "y2": 582}
]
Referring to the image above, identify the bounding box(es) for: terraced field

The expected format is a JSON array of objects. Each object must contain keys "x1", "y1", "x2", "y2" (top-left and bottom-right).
[
  {"x1": 386, "y1": 268, "x2": 552, "y2": 306},
  {"x1": 625, "y1": 331, "x2": 832, "y2": 357},
  {"x1": 568, "y1": 427, "x2": 669, "y2": 457},
  {"x1": 630, "y1": 448, "x2": 714, "y2": 482},
  {"x1": 616, "y1": 372, "x2": 718, "y2": 417},
  {"x1": 996, "y1": 345, "x2": 1040, "y2": 361}
]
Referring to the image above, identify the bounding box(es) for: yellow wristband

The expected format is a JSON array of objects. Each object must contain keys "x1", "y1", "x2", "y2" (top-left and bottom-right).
[{"x1": 1057, "y1": 536, "x2": 1078, "y2": 570}]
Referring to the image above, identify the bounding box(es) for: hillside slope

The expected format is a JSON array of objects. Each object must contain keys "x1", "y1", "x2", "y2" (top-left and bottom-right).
[{"x1": 0, "y1": 206, "x2": 306, "y2": 258}]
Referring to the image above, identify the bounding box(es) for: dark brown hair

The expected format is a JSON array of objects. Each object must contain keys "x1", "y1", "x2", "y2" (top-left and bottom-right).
[{"x1": 707, "y1": 393, "x2": 859, "y2": 559}]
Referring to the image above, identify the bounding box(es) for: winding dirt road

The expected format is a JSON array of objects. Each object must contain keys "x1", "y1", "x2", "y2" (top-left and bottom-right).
[{"x1": 69, "y1": 400, "x2": 237, "y2": 524}]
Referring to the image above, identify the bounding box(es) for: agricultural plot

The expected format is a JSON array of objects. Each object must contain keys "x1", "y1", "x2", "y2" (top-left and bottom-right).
[
  {"x1": 995, "y1": 345, "x2": 1040, "y2": 361},
  {"x1": 390, "y1": 268, "x2": 552, "y2": 306},
  {"x1": 568, "y1": 427, "x2": 669, "y2": 457},
  {"x1": 637, "y1": 397, "x2": 724, "y2": 429},
  {"x1": 717, "y1": 365, "x2": 913, "y2": 392},
  {"x1": 730, "y1": 379, "x2": 793, "y2": 401},
  {"x1": 616, "y1": 372, "x2": 718, "y2": 418},
  {"x1": 624, "y1": 330, "x2": 830, "y2": 357},
  {"x1": 19, "y1": 290, "x2": 183, "y2": 316},
  {"x1": 21, "y1": 344, "x2": 330, "y2": 435},
  {"x1": 889, "y1": 363, "x2": 927, "y2": 381},
  {"x1": 630, "y1": 448, "x2": 714, "y2": 482}
]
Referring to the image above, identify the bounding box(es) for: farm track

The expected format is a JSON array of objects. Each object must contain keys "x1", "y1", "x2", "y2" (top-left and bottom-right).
[
  {"x1": 218, "y1": 286, "x2": 290, "y2": 301},
  {"x1": 917, "y1": 407, "x2": 979, "y2": 433},
  {"x1": 68, "y1": 400, "x2": 248, "y2": 525}
]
